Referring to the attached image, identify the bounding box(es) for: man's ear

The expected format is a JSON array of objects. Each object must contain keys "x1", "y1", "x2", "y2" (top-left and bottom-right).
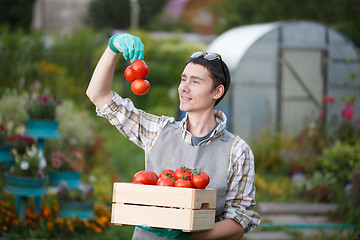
[{"x1": 214, "y1": 84, "x2": 225, "y2": 100}]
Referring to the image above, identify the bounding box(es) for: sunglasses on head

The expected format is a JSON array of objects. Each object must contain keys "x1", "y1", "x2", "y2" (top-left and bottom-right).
[{"x1": 190, "y1": 52, "x2": 227, "y2": 85}]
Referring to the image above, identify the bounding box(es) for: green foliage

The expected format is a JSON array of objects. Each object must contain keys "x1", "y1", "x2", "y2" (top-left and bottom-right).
[
  {"x1": 251, "y1": 131, "x2": 286, "y2": 172},
  {"x1": 213, "y1": 0, "x2": 360, "y2": 47},
  {"x1": 0, "y1": 0, "x2": 36, "y2": 30},
  {"x1": 0, "y1": 25, "x2": 44, "y2": 90},
  {"x1": 0, "y1": 88, "x2": 28, "y2": 136},
  {"x1": 47, "y1": 100, "x2": 94, "y2": 151},
  {"x1": 87, "y1": 0, "x2": 168, "y2": 30},
  {"x1": 321, "y1": 140, "x2": 360, "y2": 185}
]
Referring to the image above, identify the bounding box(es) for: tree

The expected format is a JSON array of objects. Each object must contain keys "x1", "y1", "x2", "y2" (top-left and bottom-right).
[
  {"x1": 0, "y1": 0, "x2": 36, "y2": 30},
  {"x1": 212, "y1": 0, "x2": 360, "y2": 47},
  {"x1": 87, "y1": 0, "x2": 168, "y2": 30}
]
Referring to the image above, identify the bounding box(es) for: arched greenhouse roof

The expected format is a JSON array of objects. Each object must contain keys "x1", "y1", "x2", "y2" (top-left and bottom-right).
[
  {"x1": 208, "y1": 20, "x2": 359, "y2": 71},
  {"x1": 208, "y1": 22, "x2": 279, "y2": 69}
]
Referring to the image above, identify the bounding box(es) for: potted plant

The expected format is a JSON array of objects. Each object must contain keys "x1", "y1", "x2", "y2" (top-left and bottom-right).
[
  {"x1": 48, "y1": 149, "x2": 84, "y2": 189},
  {"x1": 24, "y1": 85, "x2": 62, "y2": 140},
  {"x1": 4, "y1": 143, "x2": 48, "y2": 222},
  {"x1": 57, "y1": 181, "x2": 95, "y2": 220}
]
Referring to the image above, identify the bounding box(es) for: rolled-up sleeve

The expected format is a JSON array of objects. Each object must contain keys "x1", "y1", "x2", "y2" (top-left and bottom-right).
[
  {"x1": 96, "y1": 92, "x2": 171, "y2": 151},
  {"x1": 222, "y1": 136, "x2": 261, "y2": 232}
]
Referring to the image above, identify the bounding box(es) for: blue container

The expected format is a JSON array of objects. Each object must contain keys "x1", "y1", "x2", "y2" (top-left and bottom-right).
[
  {"x1": 4, "y1": 173, "x2": 48, "y2": 222},
  {"x1": 24, "y1": 119, "x2": 60, "y2": 139},
  {"x1": 4, "y1": 173, "x2": 47, "y2": 196},
  {"x1": 59, "y1": 200, "x2": 94, "y2": 220},
  {"x1": 49, "y1": 171, "x2": 81, "y2": 189},
  {"x1": 0, "y1": 144, "x2": 13, "y2": 164}
]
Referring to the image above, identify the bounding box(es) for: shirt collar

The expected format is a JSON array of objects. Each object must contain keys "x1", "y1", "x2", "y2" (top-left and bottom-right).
[{"x1": 180, "y1": 109, "x2": 228, "y2": 143}]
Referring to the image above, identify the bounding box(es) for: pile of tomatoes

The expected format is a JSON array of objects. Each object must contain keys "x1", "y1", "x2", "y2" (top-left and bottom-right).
[
  {"x1": 124, "y1": 60, "x2": 150, "y2": 95},
  {"x1": 132, "y1": 166, "x2": 210, "y2": 189}
]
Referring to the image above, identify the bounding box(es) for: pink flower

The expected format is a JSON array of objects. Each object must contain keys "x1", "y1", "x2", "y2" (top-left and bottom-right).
[
  {"x1": 355, "y1": 118, "x2": 360, "y2": 125},
  {"x1": 71, "y1": 162, "x2": 78, "y2": 170},
  {"x1": 318, "y1": 110, "x2": 324, "y2": 118},
  {"x1": 322, "y1": 95, "x2": 335, "y2": 103},
  {"x1": 52, "y1": 158, "x2": 61, "y2": 168},
  {"x1": 341, "y1": 103, "x2": 354, "y2": 121},
  {"x1": 52, "y1": 150, "x2": 62, "y2": 159},
  {"x1": 38, "y1": 94, "x2": 49, "y2": 104}
]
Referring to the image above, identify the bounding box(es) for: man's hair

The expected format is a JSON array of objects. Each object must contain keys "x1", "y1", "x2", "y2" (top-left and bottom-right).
[{"x1": 186, "y1": 55, "x2": 231, "y2": 106}]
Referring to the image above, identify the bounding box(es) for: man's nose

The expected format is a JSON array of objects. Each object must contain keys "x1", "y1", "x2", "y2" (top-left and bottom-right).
[{"x1": 180, "y1": 81, "x2": 189, "y2": 92}]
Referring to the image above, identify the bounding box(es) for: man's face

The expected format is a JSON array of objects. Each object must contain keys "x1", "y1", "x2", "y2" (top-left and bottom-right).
[{"x1": 178, "y1": 63, "x2": 219, "y2": 113}]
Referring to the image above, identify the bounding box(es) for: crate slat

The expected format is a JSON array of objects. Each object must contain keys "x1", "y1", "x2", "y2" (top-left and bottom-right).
[
  {"x1": 111, "y1": 203, "x2": 216, "y2": 231},
  {"x1": 112, "y1": 182, "x2": 216, "y2": 209}
]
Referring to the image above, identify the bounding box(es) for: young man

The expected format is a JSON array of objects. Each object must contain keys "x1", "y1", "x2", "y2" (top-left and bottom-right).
[{"x1": 86, "y1": 34, "x2": 260, "y2": 240}]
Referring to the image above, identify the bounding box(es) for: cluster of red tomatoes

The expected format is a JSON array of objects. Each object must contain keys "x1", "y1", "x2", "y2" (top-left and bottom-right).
[
  {"x1": 132, "y1": 166, "x2": 210, "y2": 189},
  {"x1": 124, "y1": 60, "x2": 150, "y2": 95}
]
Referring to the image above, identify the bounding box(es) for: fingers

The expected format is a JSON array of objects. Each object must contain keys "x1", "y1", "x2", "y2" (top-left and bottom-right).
[
  {"x1": 118, "y1": 35, "x2": 144, "y2": 62},
  {"x1": 132, "y1": 37, "x2": 144, "y2": 62}
]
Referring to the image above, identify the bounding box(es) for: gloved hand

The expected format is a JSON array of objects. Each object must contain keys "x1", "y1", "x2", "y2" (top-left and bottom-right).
[
  {"x1": 138, "y1": 225, "x2": 192, "y2": 240},
  {"x1": 108, "y1": 33, "x2": 144, "y2": 62}
]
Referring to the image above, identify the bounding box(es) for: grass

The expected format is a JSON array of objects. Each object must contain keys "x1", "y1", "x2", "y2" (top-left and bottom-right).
[{"x1": 74, "y1": 225, "x2": 135, "y2": 240}]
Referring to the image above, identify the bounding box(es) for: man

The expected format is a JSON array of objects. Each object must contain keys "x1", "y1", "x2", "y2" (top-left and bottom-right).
[{"x1": 86, "y1": 33, "x2": 260, "y2": 240}]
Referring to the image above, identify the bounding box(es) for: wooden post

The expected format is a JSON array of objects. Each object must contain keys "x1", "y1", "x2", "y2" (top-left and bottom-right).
[{"x1": 352, "y1": 170, "x2": 360, "y2": 208}]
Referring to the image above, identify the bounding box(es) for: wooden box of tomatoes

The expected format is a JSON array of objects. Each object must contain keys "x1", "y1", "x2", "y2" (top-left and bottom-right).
[{"x1": 111, "y1": 182, "x2": 217, "y2": 232}]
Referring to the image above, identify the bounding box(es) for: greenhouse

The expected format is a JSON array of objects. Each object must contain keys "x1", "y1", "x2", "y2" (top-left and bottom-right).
[{"x1": 208, "y1": 20, "x2": 360, "y2": 142}]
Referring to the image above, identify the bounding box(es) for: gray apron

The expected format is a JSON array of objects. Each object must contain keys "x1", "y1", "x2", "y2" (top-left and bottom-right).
[{"x1": 132, "y1": 122, "x2": 234, "y2": 240}]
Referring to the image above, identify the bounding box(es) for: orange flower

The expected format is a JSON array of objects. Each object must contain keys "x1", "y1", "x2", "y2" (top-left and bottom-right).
[
  {"x1": 46, "y1": 221, "x2": 54, "y2": 231},
  {"x1": 2, "y1": 225, "x2": 8, "y2": 231},
  {"x1": 42, "y1": 207, "x2": 52, "y2": 218},
  {"x1": 25, "y1": 219, "x2": 32, "y2": 226},
  {"x1": 95, "y1": 226, "x2": 102, "y2": 233},
  {"x1": 83, "y1": 220, "x2": 90, "y2": 228},
  {"x1": 96, "y1": 216, "x2": 109, "y2": 228},
  {"x1": 67, "y1": 223, "x2": 74, "y2": 232}
]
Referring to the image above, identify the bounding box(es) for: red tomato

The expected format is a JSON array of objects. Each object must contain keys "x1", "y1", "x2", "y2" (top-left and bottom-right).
[
  {"x1": 191, "y1": 171, "x2": 210, "y2": 189},
  {"x1": 156, "y1": 176, "x2": 175, "y2": 187},
  {"x1": 124, "y1": 66, "x2": 136, "y2": 82},
  {"x1": 132, "y1": 171, "x2": 157, "y2": 185},
  {"x1": 174, "y1": 166, "x2": 192, "y2": 180},
  {"x1": 148, "y1": 171, "x2": 159, "y2": 183},
  {"x1": 160, "y1": 169, "x2": 175, "y2": 179},
  {"x1": 131, "y1": 60, "x2": 149, "y2": 79},
  {"x1": 131, "y1": 79, "x2": 150, "y2": 95},
  {"x1": 175, "y1": 178, "x2": 194, "y2": 188},
  {"x1": 132, "y1": 181, "x2": 144, "y2": 184}
]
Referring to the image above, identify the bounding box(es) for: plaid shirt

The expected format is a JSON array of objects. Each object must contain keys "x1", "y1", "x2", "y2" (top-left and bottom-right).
[{"x1": 96, "y1": 92, "x2": 261, "y2": 232}]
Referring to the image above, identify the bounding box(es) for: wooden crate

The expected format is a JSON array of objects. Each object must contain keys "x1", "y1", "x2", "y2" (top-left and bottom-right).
[{"x1": 111, "y1": 182, "x2": 217, "y2": 231}]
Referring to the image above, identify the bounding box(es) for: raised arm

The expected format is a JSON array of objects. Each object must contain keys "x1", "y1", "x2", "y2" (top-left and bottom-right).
[{"x1": 86, "y1": 34, "x2": 144, "y2": 109}]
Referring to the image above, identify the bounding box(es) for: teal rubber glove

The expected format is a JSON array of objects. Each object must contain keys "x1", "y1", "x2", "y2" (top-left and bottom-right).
[
  {"x1": 108, "y1": 33, "x2": 144, "y2": 62},
  {"x1": 138, "y1": 225, "x2": 192, "y2": 240}
]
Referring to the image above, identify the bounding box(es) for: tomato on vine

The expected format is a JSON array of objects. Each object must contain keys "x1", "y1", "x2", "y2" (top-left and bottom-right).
[
  {"x1": 174, "y1": 166, "x2": 192, "y2": 180},
  {"x1": 191, "y1": 170, "x2": 210, "y2": 189},
  {"x1": 131, "y1": 79, "x2": 150, "y2": 95},
  {"x1": 156, "y1": 176, "x2": 175, "y2": 187},
  {"x1": 131, "y1": 60, "x2": 149, "y2": 79},
  {"x1": 175, "y1": 176, "x2": 193, "y2": 188},
  {"x1": 132, "y1": 171, "x2": 157, "y2": 185},
  {"x1": 160, "y1": 169, "x2": 175, "y2": 179}
]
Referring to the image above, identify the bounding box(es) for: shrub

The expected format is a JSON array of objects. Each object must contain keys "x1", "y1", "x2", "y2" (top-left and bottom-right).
[{"x1": 321, "y1": 140, "x2": 360, "y2": 185}]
